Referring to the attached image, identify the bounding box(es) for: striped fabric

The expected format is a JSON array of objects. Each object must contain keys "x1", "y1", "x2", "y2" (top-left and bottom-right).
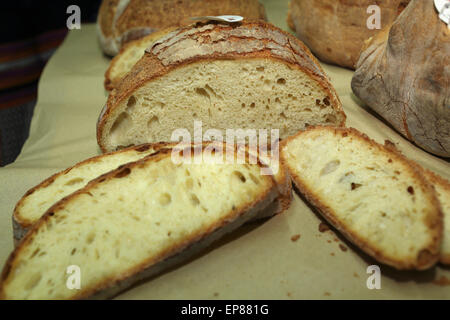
[{"x1": 0, "y1": 28, "x2": 68, "y2": 166}]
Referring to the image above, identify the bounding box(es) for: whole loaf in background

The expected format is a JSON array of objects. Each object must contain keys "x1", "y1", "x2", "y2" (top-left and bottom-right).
[
  {"x1": 97, "y1": 0, "x2": 267, "y2": 56},
  {"x1": 287, "y1": 0, "x2": 410, "y2": 69},
  {"x1": 352, "y1": 0, "x2": 450, "y2": 158}
]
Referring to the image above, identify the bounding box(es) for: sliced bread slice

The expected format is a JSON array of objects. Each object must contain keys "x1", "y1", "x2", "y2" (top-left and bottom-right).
[
  {"x1": 12, "y1": 143, "x2": 166, "y2": 243},
  {"x1": 422, "y1": 170, "x2": 450, "y2": 265},
  {"x1": 13, "y1": 142, "x2": 290, "y2": 244},
  {"x1": 280, "y1": 126, "x2": 442, "y2": 270},
  {"x1": 97, "y1": 20, "x2": 346, "y2": 153},
  {"x1": 104, "y1": 27, "x2": 176, "y2": 91},
  {"x1": 0, "y1": 144, "x2": 279, "y2": 299}
]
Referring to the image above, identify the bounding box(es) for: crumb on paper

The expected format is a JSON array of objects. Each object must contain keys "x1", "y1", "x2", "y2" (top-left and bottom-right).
[
  {"x1": 287, "y1": 292, "x2": 292, "y2": 297},
  {"x1": 339, "y1": 244, "x2": 348, "y2": 252},
  {"x1": 213, "y1": 292, "x2": 219, "y2": 297},
  {"x1": 330, "y1": 252, "x2": 335, "y2": 256},
  {"x1": 324, "y1": 292, "x2": 331, "y2": 296},
  {"x1": 291, "y1": 234, "x2": 301, "y2": 242},
  {"x1": 353, "y1": 272, "x2": 359, "y2": 278},
  {"x1": 433, "y1": 276, "x2": 450, "y2": 286},
  {"x1": 319, "y1": 222, "x2": 330, "y2": 232},
  {"x1": 327, "y1": 240, "x2": 332, "y2": 243}
]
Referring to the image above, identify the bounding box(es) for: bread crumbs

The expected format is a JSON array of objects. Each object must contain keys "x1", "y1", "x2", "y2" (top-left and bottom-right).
[
  {"x1": 319, "y1": 222, "x2": 330, "y2": 232},
  {"x1": 291, "y1": 234, "x2": 301, "y2": 242}
]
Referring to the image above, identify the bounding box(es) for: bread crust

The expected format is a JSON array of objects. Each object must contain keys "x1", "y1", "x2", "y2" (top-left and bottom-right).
[
  {"x1": 281, "y1": 126, "x2": 443, "y2": 270},
  {"x1": 97, "y1": 0, "x2": 267, "y2": 56},
  {"x1": 97, "y1": 20, "x2": 346, "y2": 152},
  {"x1": 288, "y1": 0, "x2": 410, "y2": 69},
  {"x1": 0, "y1": 144, "x2": 279, "y2": 299},
  {"x1": 352, "y1": 0, "x2": 449, "y2": 157}
]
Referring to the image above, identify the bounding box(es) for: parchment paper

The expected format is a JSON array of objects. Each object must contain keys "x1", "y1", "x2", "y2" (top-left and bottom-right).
[{"x1": 0, "y1": 0, "x2": 449, "y2": 299}]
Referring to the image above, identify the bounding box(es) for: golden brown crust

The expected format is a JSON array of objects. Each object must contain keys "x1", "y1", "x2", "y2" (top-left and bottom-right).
[
  {"x1": 0, "y1": 143, "x2": 278, "y2": 299},
  {"x1": 280, "y1": 126, "x2": 442, "y2": 270},
  {"x1": 97, "y1": 20, "x2": 346, "y2": 152}
]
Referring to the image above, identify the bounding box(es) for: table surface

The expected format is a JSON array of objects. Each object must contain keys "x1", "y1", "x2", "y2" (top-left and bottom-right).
[{"x1": 1, "y1": 0, "x2": 449, "y2": 299}]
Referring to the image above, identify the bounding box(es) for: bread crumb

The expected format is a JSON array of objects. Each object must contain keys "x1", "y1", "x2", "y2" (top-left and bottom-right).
[
  {"x1": 319, "y1": 222, "x2": 330, "y2": 232},
  {"x1": 327, "y1": 240, "x2": 332, "y2": 243},
  {"x1": 291, "y1": 234, "x2": 301, "y2": 242},
  {"x1": 330, "y1": 252, "x2": 335, "y2": 256},
  {"x1": 433, "y1": 276, "x2": 450, "y2": 286},
  {"x1": 287, "y1": 292, "x2": 292, "y2": 297},
  {"x1": 324, "y1": 292, "x2": 331, "y2": 296},
  {"x1": 213, "y1": 292, "x2": 219, "y2": 297},
  {"x1": 353, "y1": 272, "x2": 359, "y2": 278},
  {"x1": 339, "y1": 244, "x2": 348, "y2": 252}
]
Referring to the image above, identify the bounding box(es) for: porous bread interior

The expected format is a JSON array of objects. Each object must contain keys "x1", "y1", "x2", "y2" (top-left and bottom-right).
[
  {"x1": 16, "y1": 147, "x2": 157, "y2": 226},
  {"x1": 3, "y1": 151, "x2": 273, "y2": 299},
  {"x1": 282, "y1": 129, "x2": 438, "y2": 266},
  {"x1": 102, "y1": 58, "x2": 342, "y2": 152},
  {"x1": 424, "y1": 171, "x2": 450, "y2": 263}
]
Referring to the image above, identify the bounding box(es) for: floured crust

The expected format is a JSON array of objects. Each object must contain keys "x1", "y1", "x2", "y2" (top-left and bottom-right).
[
  {"x1": 97, "y1": 0, "x2": 267, "y2": 56},
  {"x1": 97, "y1": 20, "x2": 345, "y2": 152},
  {"x1": 280, "y1": 126, "x2": 443, "y2": 270},
  {"x1": 0, "y1": 144, "x2": 279, "y2": 299}
]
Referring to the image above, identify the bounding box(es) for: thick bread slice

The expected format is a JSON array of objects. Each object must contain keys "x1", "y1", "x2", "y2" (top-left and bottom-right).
[
  {"x1": 0, "y1": 144, "x2": 279, "y2": 299},
  {"x1": 280, "y1": 126, "x2": 442, "y2": 270},
  {"x1": 422, "y1": 170, "x2": 450, "y2": 265},
  {"x1": 104, "y1": 27, "x2": 176, "y2": 91},
  {"x1": 96, "y1": 20, "x2": 346, "y2": 153},
  {"x1": 13, "y1": 142, "x2": 291, "y2": 244},
  {"x1": 12, "y1": 143, "x2": 168, "y2": 244}
]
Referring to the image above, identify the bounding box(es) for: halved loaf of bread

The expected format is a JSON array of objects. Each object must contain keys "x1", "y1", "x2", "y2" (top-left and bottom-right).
[
  {"x1": 104, "y1": 27, "x2": 176, "y2": 91},
  {"x1": 280, "y1": 126, "x2": 442, "y2": 270},
  {"x1": 0, "y1": 144, "x2": 280, "y2": 299},
  {"x1": 12, "y1": 143, "x2": 166, "y2": 244},
  {"x1": 13, "y1": 142, "x2": 291, "y2": 244},
  {"x1": 97, "y1": 20, "x2": 346, "y2": 153}
]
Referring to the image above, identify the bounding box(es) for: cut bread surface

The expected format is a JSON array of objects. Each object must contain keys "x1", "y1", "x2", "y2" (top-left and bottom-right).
[
  {"x1": 281, "y1": 126, "x2": 442, "y2": 270},
  {"x1": 13, "y1": 142, "x2": 290, "y2": 244},
  {"x1": 422, "y1": 170, "x2": 450, "y2": 265},
  {"x1": 1, "y1": 145, "x2": 278, "y2": 299},
  {"x1": 97, "y1": 21, "x2": 345, "y2": 153},
  {"x1": 13, "y1": 144, "x2": 162, "y2": 242}
]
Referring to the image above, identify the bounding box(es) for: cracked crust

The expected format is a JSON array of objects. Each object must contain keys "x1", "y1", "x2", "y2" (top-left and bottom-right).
[
  {"x1": 280, "y1": 126, "x2": 443, "y2": 270},
  {"x1": 352, "y1": 0, "x2": 450, "y2": 157},
  {"x1": 97, "y1": 20, "x2": 345, "y2": 152},
  {"x1": 97, "y1": 0, "x2": 267, "y2": 56}
]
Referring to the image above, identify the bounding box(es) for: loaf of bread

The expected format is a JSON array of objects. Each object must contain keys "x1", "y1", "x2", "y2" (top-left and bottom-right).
[
  {"x1": 97, "y1": 20, "x2": 346, "y2": 153},
  {"x1": 287, "y1": 0, "x2": 410, "y2": 69},
  {"x1": 0, "y1": 143, "x2": 281, "y2": 299},
  {"x1": 280, "y1": 126, "x2": 442, "y2": 270},
  {"x1": 13, "y1": 142, "x2": 291, "y2": 245},
  {"x1": 352, "y1": 0, "x2": 449, "y2": 157},
  {"x1": 104, "y1": 27, "x2": 175, "y2": 90},
  {"x1": 97, "y1": 0, "x2": 267, "y2": 56}
]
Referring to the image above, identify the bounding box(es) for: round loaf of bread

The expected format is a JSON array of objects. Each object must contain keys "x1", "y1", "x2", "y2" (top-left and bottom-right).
[
  {"x1": 287, "y1": 0, "x2": 410, "y2": 69},
  {"x1": 97, "y1": 0, "x2": 267, "y2": 56}
]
